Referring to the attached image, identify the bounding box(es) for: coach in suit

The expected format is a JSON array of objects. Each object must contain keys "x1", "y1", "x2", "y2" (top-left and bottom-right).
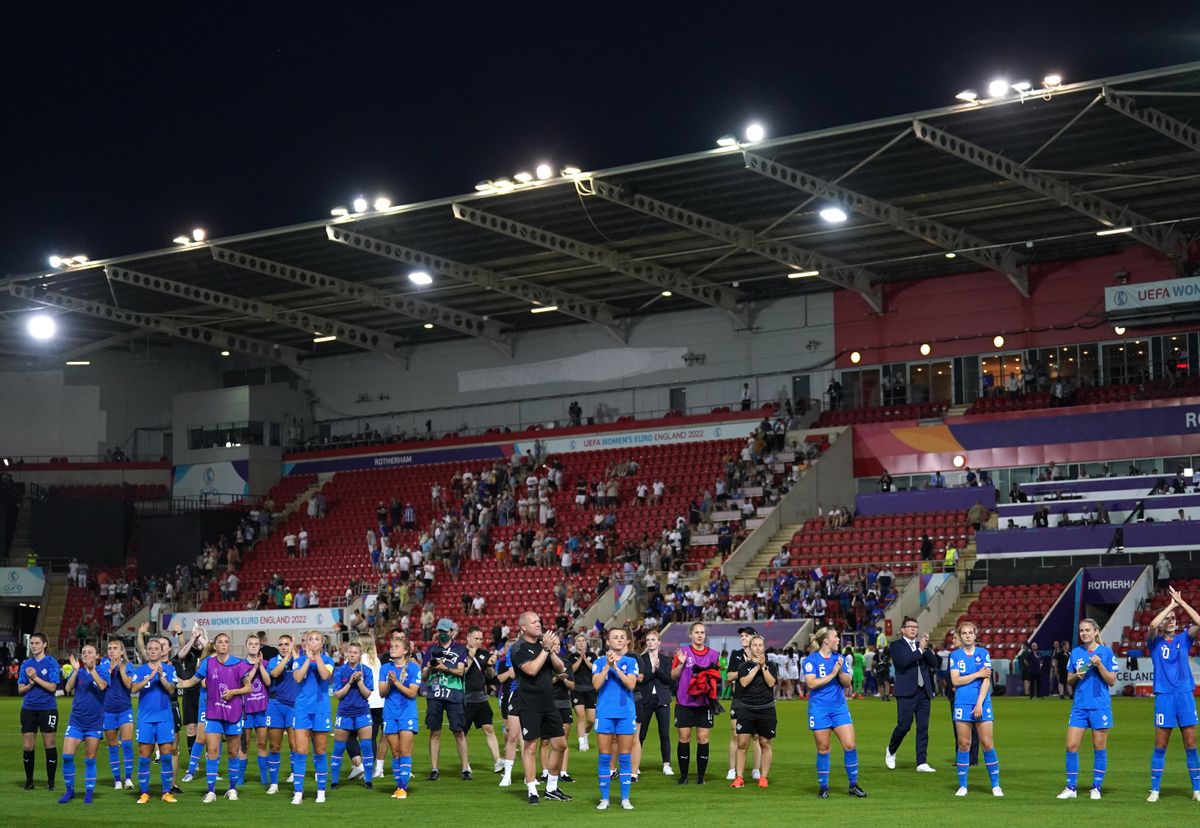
[{"x1": 885, "y1": 616, "x2": 939, "y2": 772}]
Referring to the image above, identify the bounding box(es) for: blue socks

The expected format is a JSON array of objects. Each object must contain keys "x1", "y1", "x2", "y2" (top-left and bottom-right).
[
  {"x1": 314, "y1": 753, "x2": 328, "y2": 792},
  {"x1": 1151, "y1": 746, "x2": 1166, "y2": 792},
  {"x1": 139, "y1": 755, "x2": 152, "y2": 794},
  {"x1": 1093, "y1": 748, "x2": 1107, "y2": 791},
  {"x1": 331, "y1": 740, "x2": 346, "y2": 784},
  {"x1": 160, "y1": 753, "x2": 173, "y2": 793},
  {"x1": 1065, "y1": 749, "x2": 1079, "y2": 790},
  {"x1": 84, "y1": 757, "x2": 97, "y2": 796},
  {"x1": 187, "y1": 740, "x2": 203, "y2": 775},
  {"x1": 392, "y1": 757, "x2": 402, "y2": 790},
  {"x1": 984, "y1": 748, "x2": 1000, "y2": 788},
  {"x1": 108, "y1": 744, "x2": 120, "y2": 782},
  {"x1": 1187, "y1": 747, "x2": 1200, "y2": 792},
  {"x1": 121, "y1": 740, "x2": 134, "y2": 782},
  {"x1": 268, "y1": 751, "x2": 280, "y2": 785},
  {"x1": 258, "y1": 754, "x2": 269, "y2": 785},
  {"x1": 816, "y1": 751, "x2": 830, "y2": 789},
  {"x1": 598, "y1": 752, "x2": 612, "y2": 800},
  {"x1": 956, "y1": 750, "x2": 969, "y2": 788},
  {"x1": 844, "y1": 748, "x2": 858, "y2": 785},
  {"x1": 618, "y1": 752, "x2": 632, "y2": 801},
  {"x1": 206, "y1": 756, "x2": 218, "y2": 793},
  {"x1": 399, "y1": 755, "x2": 412, "y2": 790},
  {"x1": 62, "y1": 753, "x2": 75, "y2": 792},
  {"x1": 293, "y1": 753, "x2": 308, "y2": 794},
  {"x1": 361, "y1": 740, "x2": 374, "y2": 782}
]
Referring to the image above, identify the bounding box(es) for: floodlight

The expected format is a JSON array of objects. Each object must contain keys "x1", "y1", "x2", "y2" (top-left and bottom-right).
[
  {"x1": 819, "y1": 207, "x2": 848, "y2": 223},
  {"x1": 27, "y1": 314, "x2": 56, "y2": 340},
  {"x1": 408, "y1": 271, "x2": 433, "y2": 286}
]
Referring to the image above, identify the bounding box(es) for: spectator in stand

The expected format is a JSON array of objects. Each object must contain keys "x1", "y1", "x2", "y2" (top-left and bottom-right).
[
  {"x1": 295, "y1": 588, "x2": 308, "y2": 609},
  {"x1": 307, "y1": 495, "x2": 318, "y2": 521},
  {"x1": 967, "y1": 501, "x2": 988, "y2": 532},
  {"x1": 284, "y1": 531, "x2": 298, "y2": 559},
  {"x1": 740, "y1": 383, "x2": 752, "y2": 411}
]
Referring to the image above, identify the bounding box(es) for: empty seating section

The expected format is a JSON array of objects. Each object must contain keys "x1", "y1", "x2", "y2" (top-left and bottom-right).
[
  {"x1": 46, "y1": 483, "x2": 169, "y2": 500},
  {"x1": 815, "y1": 402, "x2": 947, "y2": 428},
  {"x1": 958, "y1": 582, "x2": 1065, "y2": 661},
  {"x1": 264, "y1": 473, "x2": 317, "y2": 507},
  {"x1": 204, "y1": 439, "x2": 752, "y2": 640},
  {"x1": 1117, "y1": 577, "x2": 1200, "y2": 657},
  {"x1": 966, "y1": 377, "x2": 1200, "y2": 416},
  {"x1": 765, "y1": 510, "x2": 973, "y2": 582}
]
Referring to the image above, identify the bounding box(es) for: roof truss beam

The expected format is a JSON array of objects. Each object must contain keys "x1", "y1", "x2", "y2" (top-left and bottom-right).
[
  {"x1": 587, "y1": 178, "x2": 884, "y2": 313},
  {"x1": 743, "y1": 151, "x2": 1030, "y2": 297},
  {"x1": 211, "y1": 246, "x2": 512, "y2": 357},
  {"x1": 7, "y1": 284, "x2": 307, "y2": 368},
  {"x1": 450, "y1": 203, "x2": 747, "y2": 325},
  {"x1": 1102, "y1": 86, "x2": 1200, "y2": 155},
  {"x1": 105, "y1": 266, "x2": 408, "y2": 357},
  {"x1": 324, "y1": 225, "x2": 624, "y2": 340},
  {"x1": 911, "y1": 120, "x2": 1187, "y2": 257}
]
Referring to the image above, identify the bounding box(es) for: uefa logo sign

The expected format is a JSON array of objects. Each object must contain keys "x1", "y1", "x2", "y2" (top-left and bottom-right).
[{"x1": 1112, "y1": 289, "x2": 1128, "y2": 307}]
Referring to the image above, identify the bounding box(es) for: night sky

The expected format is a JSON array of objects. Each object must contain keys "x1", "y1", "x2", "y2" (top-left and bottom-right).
[{"x1": 3, "y1": 4, "x2": 1197, "y2": 275}]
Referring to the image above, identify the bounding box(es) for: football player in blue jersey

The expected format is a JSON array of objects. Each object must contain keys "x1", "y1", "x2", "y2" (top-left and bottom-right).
[
  {"x1": 101, "y1": 639, "x2": 136, "y2": 790},
  {"x1": 802, "y1": 626, "x2": 865, "y2": 799},
  {"x1": 290, "y1": 629, "x2": 336, "y2": 805},
  {"x1": 265, "y1": 634, "x2": 297, "y2": 795},
  {"x1": 19, "y1": 631, "x2": 60, "y2": 791},
  {"x1": 592, "y1": 626, "x2": 639, "y2": 811},
  {"x1": 1057, "y1": 618, "x2": 1117, "y2": 800},
  {"x1": 1145, "y1": 585, "x2": 1200, "y2": 802},
  {"x1": 379, "y1": 635, "x2": 421, "y2": 799},
  {"x1": 126, "y1": 637, "x2": 179, "y2": 804},
  {"x1": 331, "y1": 642, "x2": 375, "y2": 789},
  {"x1": 949, "y1": 622, "x2": 1001, "y2": 797},
  {"x1": 58, "y1": 645, "x2": 107, "y2": 804}
]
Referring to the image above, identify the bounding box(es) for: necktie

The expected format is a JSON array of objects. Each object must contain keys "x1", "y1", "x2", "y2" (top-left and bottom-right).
[{"x1": 913, "y1": 641, "x2": 925, "y2": 688}]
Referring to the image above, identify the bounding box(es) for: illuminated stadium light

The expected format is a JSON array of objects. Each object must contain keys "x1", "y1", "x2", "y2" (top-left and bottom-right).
[
  {"x1": 955, "y1": 90, "x2": 979, "y2": 103},
  {"x1": 1096, "y1": 226, "x2": 1133, "y2": 236},
  {"x1": 819, "y1": 207, "x2": 848, "y2": 224},
  {"x1": 27, "y1": 314, "x2": 56, "y2": 340},
  {"x1": 744, "y1": 122, "x2": 765, "y2": 143},
  {"x1": 715, "y1": 135, "x2": 739, "y2": 148},
  {"x1": 513, "y1": 171, "x2": 533, "y2": 184},
  {"x1": 952, "y1": 454, "x2": 966, "y2": 468},
  {"x1": 493, "y1": 178, "x2": 515, "y2": 192},
  {"x1": 1043, "y1": 73, "x2": 1063, "y2": 88},
  {"x1": 1011, "y1": 81, "x2": 1032, "y2": 92},
  {"x1": 987, "y1": 79, "x2": 1009, "y2": 98},
  {"x1": 408, "y1": 270, "x2": 433, "y2": 286},
  {"x1": 945, "y1": 252, "x2": 957, "y2": 259},
  {"x1": 661, "y1": 290, "x2": 672, "y2": 297},
  {"x1": 535, "y1": 163, "x2": 553, "y2": 180},
  {"x1": 423, "y1": 323, "x2": 434, "y2": 329},
  {"x1": 993, "y1": 335, "x2": 1005, "y2": 348},
  {"x1": 312, "y1": 334, "x2": 338, "y2": 343},
  {"x1": 70, "y1": 255, "x2": 89, "y2": 264},
  {"x1": 220, "y1": 350, "x2": 231, "y2": 357},
  {"x1": 560, "y1": 166, "x2": 582, "y2": 177},
  {"x1": 47, "y1": 255, "x2": 63, "y2": 268},
  {"x1": 474, "y1": 181, "x2": 494, "y2": 192},
  {"x1": 919, "y1": 342, "x2": 931, "y2": 356},
  {"x1": 530, "y1": 305, "x2": 558, "y2": 314},
  {"x1": 192, "y1": 227, "x2": 206, "y2": 242},
  {"x1": 1114, "y1": 326, "x2": 1126, "y2": 336},
  {"x1": 787, "y1": 270, "x2": 820, "y2": 279},
  {"x1": 373, "y1": 196, "x2": 392, "y2": 210},
  {"x1": 173, "y1": 235, "x2": 191, "y2": 245},
  {"x1": 850, "y1": 351, "x2": 861, "y2": 364},
  {"x1": 352, "y1": 196, "x2": 369, "y2": 213},
  {"x1": 330, "y1": 206, "x2": 350, "y2": 217},
  {"x1": 64, "y1": 360, "x2": 90, "y2": 366}
]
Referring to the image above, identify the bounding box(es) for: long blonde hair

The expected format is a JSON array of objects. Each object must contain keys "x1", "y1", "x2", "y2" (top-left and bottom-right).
[
  {"x1": 1080, "y1": 617, "x2": 1103, "y2": 646},
  {"x1": 358, "y1": 634, "x2": 381, "y2": 668}
]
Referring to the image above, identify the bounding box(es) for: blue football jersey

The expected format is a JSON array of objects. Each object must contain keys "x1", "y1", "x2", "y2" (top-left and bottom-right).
[
  {"x1": 593, "y1": 654, "x2": 639, "y2": 717},
  {"x1": 1150, "y1": 634, "x2": 1195, "y2": 695},
  {"x1": 1069, "y1": 644, "x2": 1117, "y2": 711},
  {"x1": 802, "y1": 651, "x2": 850, "y2": 708},
  {"x1": 950, "y1": 646, "x2": 992, "y2": 709}
]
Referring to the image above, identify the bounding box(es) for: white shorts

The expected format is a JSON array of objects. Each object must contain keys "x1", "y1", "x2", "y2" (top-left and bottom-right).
[{"x1": 575, "y1": 495, "x2": 586, "y2": 504}]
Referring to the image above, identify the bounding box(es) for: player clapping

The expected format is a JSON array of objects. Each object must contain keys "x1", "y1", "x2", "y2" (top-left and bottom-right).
[
  {"x1": 802, "y1": 627, "x2": 865, "y2": 798},
  {"x1": 378, "y1": 635, "x2": 421, "y2": 799},
  {"x1": 592, "y1": 627, "x2": 639, "y2": 811},
  {"x1": 331, "y1": 643, "x2": 375, "y2": 789},
  {"x1": 58, "y1": 645, "x2": 107, "y2": 804}
]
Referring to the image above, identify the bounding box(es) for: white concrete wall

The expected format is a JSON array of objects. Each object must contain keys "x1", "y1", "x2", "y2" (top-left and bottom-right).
[{"x1": 308, "y1": 292, "x2": 836, "y2": 435}]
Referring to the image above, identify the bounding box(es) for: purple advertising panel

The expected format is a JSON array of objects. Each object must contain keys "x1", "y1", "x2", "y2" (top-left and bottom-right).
[
  {"x1": 1080, "y1": 566, "x2": 1146, "y2": 604},
  {"x1": 856, "y1": 486, "x2": 995, "y2": 517},
  {"x1": 282, "y1": 443, "x2": 509, "y2": 476}
]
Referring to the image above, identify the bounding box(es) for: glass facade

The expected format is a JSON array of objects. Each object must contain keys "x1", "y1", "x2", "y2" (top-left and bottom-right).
[{"x1": 843, "y1": 330, "x2": 1199, "y2": 407}]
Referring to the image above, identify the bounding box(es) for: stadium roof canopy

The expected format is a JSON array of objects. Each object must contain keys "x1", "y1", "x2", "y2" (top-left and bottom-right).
[{"x1": 4, "y1": 62, "x2": 1200, "y2": 367}]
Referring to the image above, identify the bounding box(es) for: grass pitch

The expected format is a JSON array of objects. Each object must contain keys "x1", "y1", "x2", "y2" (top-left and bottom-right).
[{"x1": 5, "y1": 694, "x2": 1198, "y2": 826}]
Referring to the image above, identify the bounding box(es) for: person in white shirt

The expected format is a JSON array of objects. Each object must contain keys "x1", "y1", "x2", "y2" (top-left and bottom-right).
[
  {"x1": 284, "y1": 532, "x2": 298, "y2": 558},
  {"x1": 636, "y1": 483, "x2": 649, "y2": 505},
  {"x1": 651, "y1": 480, "x2": 665, "y2": 505},
  {"x1": 298, "y1": 528, "x2": 309, "y2": 557}
]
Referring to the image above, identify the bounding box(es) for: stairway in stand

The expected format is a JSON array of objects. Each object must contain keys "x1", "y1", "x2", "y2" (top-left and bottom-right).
[
  {"x1": 932, "y1": 587, "x2": 979, "y2": 648},
  {"x1": 730, "y1": 523, "x2": 806, "y2": 594},
  {"x1": 38, "y1": 573, "x2": 70, "y2": 648}
]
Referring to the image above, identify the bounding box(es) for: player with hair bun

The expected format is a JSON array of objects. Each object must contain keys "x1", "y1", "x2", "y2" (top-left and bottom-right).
[{"x1": 950, "y1": 622, "x2": 1001, "y2": 798}]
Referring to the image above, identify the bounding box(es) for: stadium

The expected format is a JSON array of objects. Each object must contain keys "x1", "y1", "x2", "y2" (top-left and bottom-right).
[{"x1": 2, "y1": 15, "x2": 1200, "y2": 825}]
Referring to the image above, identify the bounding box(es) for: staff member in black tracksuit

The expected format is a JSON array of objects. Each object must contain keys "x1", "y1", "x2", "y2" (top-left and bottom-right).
[
  {"x1": 725, "y1": 627, "x2": 761, "y2": 781},
  {"x1": 636, "y1": 631, "x2": 674, "y2": 776},
  {"x1": 885, "y1": 616, "x2": 939, "y2": 773}
]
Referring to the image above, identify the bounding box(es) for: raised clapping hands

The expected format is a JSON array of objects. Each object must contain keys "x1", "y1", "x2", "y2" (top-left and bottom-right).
[
  {"x1": 674, "y1": 648, "x2": 687, "y2": 665},
  {"x1": 69, "y1": 654, "x2": 80, "y2": 670},
  {"x1": 25, "y1": 666, "x2": 35, "y2": 680},
  {"x1": 139, "y1": 621, "x2": 150, "y2": 634},
  {"x1": 1169, "y1": 586, "x2": 1186, "y2": 606},
  {"x1": 1089, "y1": 654, "x2": 1103, "y2": 669}
]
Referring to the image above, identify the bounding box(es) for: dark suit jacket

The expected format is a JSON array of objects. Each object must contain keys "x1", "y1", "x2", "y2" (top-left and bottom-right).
[
  {"x1": 889, "y1": 637, "x2": 939, "y2": 698},
  {"x1": 637, "y1": 651, "x2": 674, "y2": 706}
]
